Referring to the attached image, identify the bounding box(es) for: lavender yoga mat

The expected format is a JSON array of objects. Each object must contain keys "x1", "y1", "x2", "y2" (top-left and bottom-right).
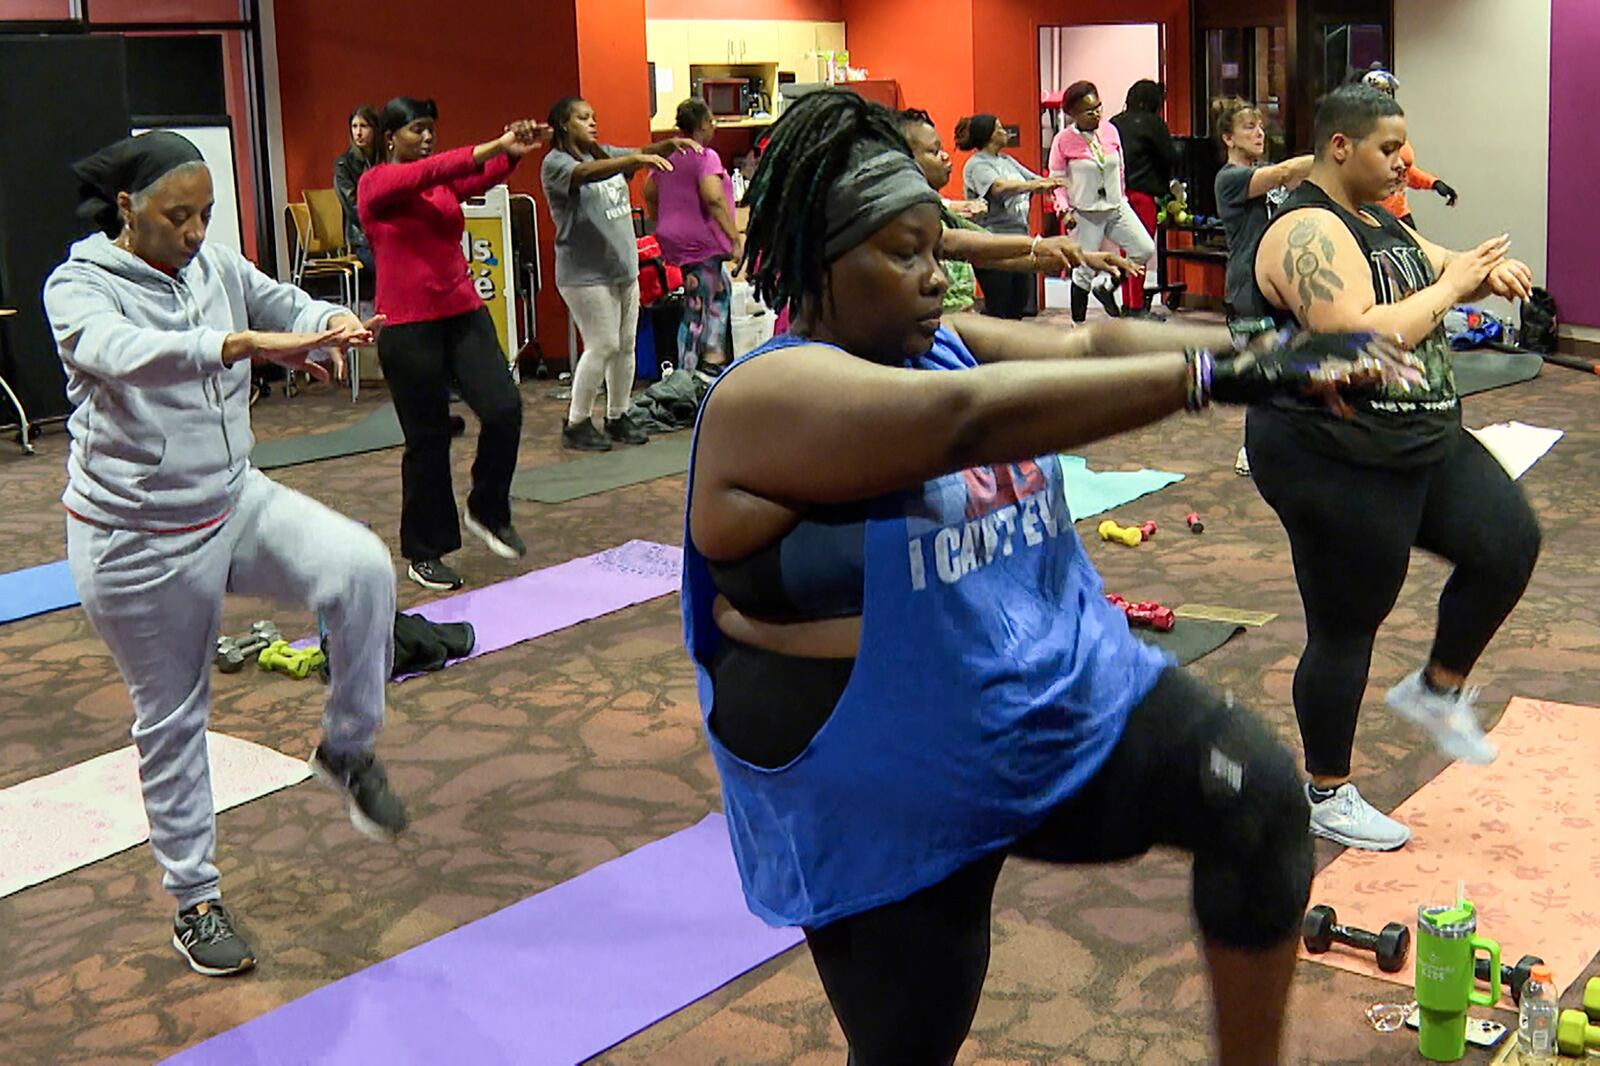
[
  {"x1": 163, "y1": 814, "x2": 804, "y2": 1066},
  {"x1": 294, "y1": 541, "x2": 682, "y2": 677}
]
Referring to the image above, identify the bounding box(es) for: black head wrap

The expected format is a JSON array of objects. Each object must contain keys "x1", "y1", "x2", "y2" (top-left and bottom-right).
[
  {"x1": 965, "y1": 113, "x2": 998, "y2": 150},
  {"x1": 72, "y1": 131, "x2": 204, "y2": 238}
]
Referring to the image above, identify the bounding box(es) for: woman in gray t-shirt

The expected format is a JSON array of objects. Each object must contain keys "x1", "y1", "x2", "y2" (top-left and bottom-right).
[
  {"x1": 541, "y1": 96, "x2": 697, "y2": 452},
  {"x1": 1210, "y1": 97, "x2": 1313, "y2": 317},
  {"x1": 955, "y1": 113, "x2": 1063, "y2": 319}
]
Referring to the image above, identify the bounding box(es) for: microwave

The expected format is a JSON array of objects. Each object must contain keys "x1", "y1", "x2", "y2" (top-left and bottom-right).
[{"x1": 699, "y1": 78, "x2": 753, "y2": 118}]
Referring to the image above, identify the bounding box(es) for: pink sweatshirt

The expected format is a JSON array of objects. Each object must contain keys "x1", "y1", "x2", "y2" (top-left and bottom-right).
[{"x1": 1048, "y1": 122, "x2": 1127, "y2": 216}]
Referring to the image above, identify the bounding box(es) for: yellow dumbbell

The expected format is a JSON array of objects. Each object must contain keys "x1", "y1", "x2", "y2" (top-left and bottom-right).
[
  {"x1": 257, "y1": 639, "x2": 327, "y2": 680},
  {"x1": 1098, "y1": 519, "x2": 1143, "y2": 547}
]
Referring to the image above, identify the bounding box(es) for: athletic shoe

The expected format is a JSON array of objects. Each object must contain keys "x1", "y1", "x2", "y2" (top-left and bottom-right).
[
  {"x1": 1384, "y1": 670, "x2": 1498, "y2": 765},
  {"x1": 173, "y1": 900, "x2": 256, "y2": 976},
  {"x1": 562, "y1": 419, "x2": 612, "y2": 452},
  {"x1": 407, "y1": 558, "x2": 463, "y2": 591},
  {"x1": 1090, "y1": 274, "x2": 1122, "y2": 317},
  {"x1": 1306, "y1": 782, "x2": 1411, "y2": 851},
  {"x1": 604, "y1": 413, "x2": 649, "y2": 445},
  {"x1": 1234, "y1": 444, "x2": 1252, "y2": 477},
  {"x1": 463, "y1": 511, "x2": 526, "y2": 560},
  {"x1": 310, "y1": 744, "x2": 409, "y2": 840}
]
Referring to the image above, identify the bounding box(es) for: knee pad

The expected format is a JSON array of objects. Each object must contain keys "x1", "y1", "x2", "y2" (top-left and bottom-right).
[{"x1": 1189, "y1": 711, "x2": 1313, "y2": 949}]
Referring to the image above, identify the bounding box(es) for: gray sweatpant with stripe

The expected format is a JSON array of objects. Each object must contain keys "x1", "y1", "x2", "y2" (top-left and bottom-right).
[{"x1": 67, "y1": 469, "x2": 395, "y2": 911}]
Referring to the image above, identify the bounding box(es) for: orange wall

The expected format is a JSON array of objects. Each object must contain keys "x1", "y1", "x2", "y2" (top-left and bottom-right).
[
  {"x1": 840, "y1": 0, "x2": 974, "y2": 198},
  {"x1": 274, "y1": 0, "x2": 658, "y2": 362},
  {"x1": 577, "y1": 0, "x2": 652, "y2": 153},
  {"x1": 645, "y1": 0, "x2": 842, "y2": 17}
]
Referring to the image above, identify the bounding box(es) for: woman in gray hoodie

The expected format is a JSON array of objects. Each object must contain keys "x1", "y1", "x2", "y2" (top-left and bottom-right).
[{"x1": 43, "y1": 131, "x2": 405, "y2": 977}]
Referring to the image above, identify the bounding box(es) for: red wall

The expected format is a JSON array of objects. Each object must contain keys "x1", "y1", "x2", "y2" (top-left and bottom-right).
[
  {"x1": 577, "y1": 0, "x2": 651, "y2": 154},
  {"x1": 840, "y1": 0, "x2": 974, "y2": 198},
  {"x1": 274, "y1": 0, "x2": 585, "y2": 358},
  {"x1": 645, "y1": 0, "x2": 842, "y2": 18}
]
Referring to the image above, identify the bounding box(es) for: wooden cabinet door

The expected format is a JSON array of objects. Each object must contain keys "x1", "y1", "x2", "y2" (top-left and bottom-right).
[
  {"x1": 645, "y1": 20, "x2": 691, "y2": 129},
  {"x1": 686, "y1": 20, "x2": 737, "y2": 64},
  {"x1": 776, "y1": 21, "x2": 817, "y2": 81},
  {"x1": 815, "y1": 21, "x2": 846, "y2": 56},
  {"x1": 733, "y1": 21, "x2": 780, "y2": 64}
]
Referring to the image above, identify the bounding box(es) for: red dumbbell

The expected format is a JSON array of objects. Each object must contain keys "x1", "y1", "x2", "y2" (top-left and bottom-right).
[
  {"x1": 1125, "y1": 600, "x2": 1176, "y2": 631},
  {"x1": 1186, "y1": 511, "x2": 1204, "y2": 534},
  {"x1": 1138, "y1": 521, "x2": 1157, "y2": 540}
]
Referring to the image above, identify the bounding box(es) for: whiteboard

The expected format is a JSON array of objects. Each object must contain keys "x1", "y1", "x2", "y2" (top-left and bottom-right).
[{"x1": 131, "y1": 124, "x2": 243, "y2": 256}]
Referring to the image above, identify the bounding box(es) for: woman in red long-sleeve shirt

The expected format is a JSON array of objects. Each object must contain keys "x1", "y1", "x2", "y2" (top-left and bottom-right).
[{"x1": 359, "y1": 97, "x2": 548, "y2": 591}]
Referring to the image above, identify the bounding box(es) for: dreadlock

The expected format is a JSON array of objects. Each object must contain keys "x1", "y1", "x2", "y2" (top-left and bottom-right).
[{"x1": 738, "y1": 89, "x2": 911, "y2": 318}]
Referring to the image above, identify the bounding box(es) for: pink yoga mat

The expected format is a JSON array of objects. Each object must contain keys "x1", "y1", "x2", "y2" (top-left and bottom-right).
[{"x1": 1301, "y1": 697, "x2": 1600, "y2": 1007}]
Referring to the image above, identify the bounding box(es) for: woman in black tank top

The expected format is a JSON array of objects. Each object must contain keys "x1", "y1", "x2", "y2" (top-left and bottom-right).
[{"x1": 1245, "y1": 85, "x2": 1541, "y2": 854}]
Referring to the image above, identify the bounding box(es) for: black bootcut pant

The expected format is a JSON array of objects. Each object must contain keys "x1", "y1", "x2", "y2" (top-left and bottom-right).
[{"x1": 377, "y1": 307, "x2": 523, "y2": 563}]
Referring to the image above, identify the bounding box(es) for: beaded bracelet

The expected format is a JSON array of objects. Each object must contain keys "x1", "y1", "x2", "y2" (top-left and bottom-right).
[{"x1": 1184, "y1": 348, "x2": 1213, "y2": 412}]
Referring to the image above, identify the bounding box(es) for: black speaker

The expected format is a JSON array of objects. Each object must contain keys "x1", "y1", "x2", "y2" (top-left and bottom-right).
[{"x1": 0, "y1": 35, "x2": 132, "y2": 422}]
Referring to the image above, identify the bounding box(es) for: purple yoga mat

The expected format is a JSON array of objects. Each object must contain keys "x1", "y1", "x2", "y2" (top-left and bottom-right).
[
  {"x1": 163, "y1": 813, "x2": 803, "y2": 1065},
  {"x1": 295, "y1": 540, "x2": 682, "y2": 679}
]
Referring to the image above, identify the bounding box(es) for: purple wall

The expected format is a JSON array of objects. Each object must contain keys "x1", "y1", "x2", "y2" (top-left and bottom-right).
[{"x1": 1550, "y1": 0, "x2": 1600, "y2": 329}]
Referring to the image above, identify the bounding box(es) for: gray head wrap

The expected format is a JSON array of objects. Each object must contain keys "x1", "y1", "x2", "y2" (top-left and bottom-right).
[{"x1": 822, "y1": 144, "x2": 939, "y2": 262}]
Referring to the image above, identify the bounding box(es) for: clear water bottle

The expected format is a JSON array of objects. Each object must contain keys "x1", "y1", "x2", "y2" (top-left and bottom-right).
[{"x1": 1517, "y1": 964, "x2": 1559, "y2": 1060}]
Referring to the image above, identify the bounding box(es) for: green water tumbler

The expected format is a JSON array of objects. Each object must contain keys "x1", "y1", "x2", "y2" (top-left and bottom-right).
[{"x1": 1415, "y1": 901, "x2": 1500, "y2": 1061}]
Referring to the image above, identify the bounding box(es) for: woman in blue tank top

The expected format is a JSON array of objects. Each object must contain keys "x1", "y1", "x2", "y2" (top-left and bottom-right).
[{"x1": 683, "y1": 89, "x2": 1423, "y2": 1066}]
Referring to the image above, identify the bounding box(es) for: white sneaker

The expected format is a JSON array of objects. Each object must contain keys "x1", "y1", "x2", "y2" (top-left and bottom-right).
[
  {"x1": 1306, "y1": 782, "x2": 1411, "y2": 851},
  {"x1": 1384, "y1": 670, "x2": 1498, "y2": 765},
  {"x1": 1234, "y1": 444, "x2": 1251, "y2": 477}
]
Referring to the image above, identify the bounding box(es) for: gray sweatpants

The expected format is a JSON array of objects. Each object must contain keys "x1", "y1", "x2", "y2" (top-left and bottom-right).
[{"x1": 67, "y1": 469, "x2": 395, "y2": 911}]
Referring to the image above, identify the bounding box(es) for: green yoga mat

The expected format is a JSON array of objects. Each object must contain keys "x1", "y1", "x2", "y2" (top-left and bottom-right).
[
  {"x1": 510, "y1": 434, "x2": 692, "y2": 504},
  {"x1": 1135, "y1": 618, "x2": 1245, "y2": 665},
  {"x1": 1452, "y1": 350, "x2": 1542, "y2": 397},
  {"x1": 251, "y1": 402, "x2": 404, "y2": 470}
]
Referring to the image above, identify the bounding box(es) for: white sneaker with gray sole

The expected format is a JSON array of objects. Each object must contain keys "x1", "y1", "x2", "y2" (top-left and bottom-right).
[
  {"x1": 1384, "y1": 669, "x2": 1498, "y2": 765},
  {"x1": 1306, "y1": 782, "x2": 1411, "y2": 851}
]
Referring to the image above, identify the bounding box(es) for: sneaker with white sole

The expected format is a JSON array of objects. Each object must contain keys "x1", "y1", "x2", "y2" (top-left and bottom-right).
[
  {"x1": 407, "y1": 558, "x2": 463, "y2": 591},
  {"x1": 1307, "y1": 782, "x2": 1411, "y2": 850},
  {"x1": 463, "y1": 511, "x2": 526, "y2": 559},
  {"x1": 310, "y1": 744, "x2": 409, "y2": 840},
  {"x1": 1234, "y1": 444, "x2": 1252, "y2": 477},
  {"x1": 173, "y1": 900, "x2": 256, "y2": 976},
  {"x1": 1384, "y1": 669, "x2": 1498, "y2": 765}
]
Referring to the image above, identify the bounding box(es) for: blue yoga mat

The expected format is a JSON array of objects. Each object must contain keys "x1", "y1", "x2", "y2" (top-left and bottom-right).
[
  {"x1": 0, "y1": 561, "x2": 79, "y2": 625},
  {"x1": 1059, "y1": 454, "x2": 1185, "y2": 523},
  {"x1": 163, "y1": 813, "x2": 804, "y2": 1065}
]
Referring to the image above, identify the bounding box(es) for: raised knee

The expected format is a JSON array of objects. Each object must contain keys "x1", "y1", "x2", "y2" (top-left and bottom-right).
[{"x1": 1191, "y1": 715, "x2": 1313, "y2": 948}]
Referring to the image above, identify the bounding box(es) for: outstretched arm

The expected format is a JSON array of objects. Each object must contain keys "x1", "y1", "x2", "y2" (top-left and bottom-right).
[{"x1": 947, "y1": 312, "x2": 1236, "y2": 363}]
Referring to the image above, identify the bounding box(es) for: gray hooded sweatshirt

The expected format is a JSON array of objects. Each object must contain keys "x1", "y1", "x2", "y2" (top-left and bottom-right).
[{"x1": 44, "y1": 233, "x2": 345, "y2": 531}]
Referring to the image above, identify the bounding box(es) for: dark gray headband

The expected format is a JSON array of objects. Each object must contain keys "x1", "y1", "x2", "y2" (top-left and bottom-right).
[{"x1": 822, "y1": 146, "x2": 939, "y2": 262}]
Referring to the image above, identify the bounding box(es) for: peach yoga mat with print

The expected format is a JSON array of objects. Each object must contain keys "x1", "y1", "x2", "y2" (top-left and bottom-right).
[{"x1": 1299, "y1": 697, "x2": 1600, "y2": 1008}]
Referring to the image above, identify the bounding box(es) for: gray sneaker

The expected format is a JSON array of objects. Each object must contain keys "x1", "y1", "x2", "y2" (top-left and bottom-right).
[
  {"x1": 1306, "y1": 782, "x2": 1411, "y2": 851},
  {"x1": 1384, "y1": 670, "x2": 1498, "y2": 765}
]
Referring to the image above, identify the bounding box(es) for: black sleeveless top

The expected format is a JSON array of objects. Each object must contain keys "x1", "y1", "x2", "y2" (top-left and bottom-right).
[{"x1": 1256, "y1": 181, "x2": 1460, "y2": 468}]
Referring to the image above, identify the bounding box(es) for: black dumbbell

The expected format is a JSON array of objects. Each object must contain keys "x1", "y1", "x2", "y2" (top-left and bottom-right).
[
  {"x1": 1301, "y1": 904, "x2": 1410, "y2": 973},
  {"x1": 1475, "y1": 953, "x2": 1544, "y2": 1005}
]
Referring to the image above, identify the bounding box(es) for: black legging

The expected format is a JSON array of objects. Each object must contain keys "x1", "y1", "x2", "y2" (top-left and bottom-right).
[
  {"x1": 377, "y1": 307, "x2": 523, "y2": 562},
  {"x1": 973, "y1": 268, "x2": 1031, "y2": 320},
  {"x1": 1245, "y1": 411, "x2": 1541, "y2": 778},
  {"x1": 711, "y1": 649, "x2": 1312, "y2": 1065}
]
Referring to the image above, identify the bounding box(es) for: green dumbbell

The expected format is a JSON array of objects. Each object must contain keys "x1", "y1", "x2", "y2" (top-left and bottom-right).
[
  {"x1": 1586, "y1": 975, "x2": 1600, "y2": 1020},
  {"x1": 1558, "y1": 1010, "x2": 1600, "y2": 1056}
]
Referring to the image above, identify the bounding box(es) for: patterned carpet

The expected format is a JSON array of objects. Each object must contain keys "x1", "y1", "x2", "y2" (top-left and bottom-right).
[{"x1": 0, "y1": 341, "x2": 1595, "y2": 1065}]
